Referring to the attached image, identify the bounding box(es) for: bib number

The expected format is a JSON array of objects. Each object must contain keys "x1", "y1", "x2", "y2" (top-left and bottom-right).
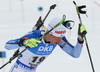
[
  {"x1": 29, "y1": 55, "x2": 46, "y2": 65},
  {"x1": 32, "y1": 56, "x2": 45, "y2": 64}
]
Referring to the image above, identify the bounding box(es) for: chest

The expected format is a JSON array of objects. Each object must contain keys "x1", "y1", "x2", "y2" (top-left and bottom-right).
[
  {"x1": 18, "y1": 42, "x2": 56, "y2": 66},
  {"x1": 28, "y1": 42, "x2": 56, "y2": 55}
]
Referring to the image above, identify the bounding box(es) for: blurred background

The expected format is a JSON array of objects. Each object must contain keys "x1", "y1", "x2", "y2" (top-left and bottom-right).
[{"x1": 0, "y1": 0, "x2": 100, "y2": 72}]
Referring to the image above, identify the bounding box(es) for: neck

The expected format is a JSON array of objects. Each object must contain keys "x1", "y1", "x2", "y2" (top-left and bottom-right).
[{"x1": 43, "y1": 33, "x2": 51, "y2": 43}]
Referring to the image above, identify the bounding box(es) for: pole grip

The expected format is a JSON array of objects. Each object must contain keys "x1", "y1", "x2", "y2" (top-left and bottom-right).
[{"x1": 50, "y1": 4, "x2": 56, "y2": 10}]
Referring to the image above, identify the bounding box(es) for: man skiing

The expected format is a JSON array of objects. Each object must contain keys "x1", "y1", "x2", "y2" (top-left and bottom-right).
[{"x1": 5, "y1": 17, "x2": 87, "y2": 72}]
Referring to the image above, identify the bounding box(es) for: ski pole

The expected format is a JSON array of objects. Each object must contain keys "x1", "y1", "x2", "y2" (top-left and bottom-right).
[
  {"x1": 32, "y1": 4, "x2": 56, "y2": 30},
  {"x1": 0, "y1": 15, "x2": 66, "y2": 70},
  {"x1": 43, "y1": 4, "x2": 56, "y2": 22},
  {"x1": 73, "y1": 1, "x2": 95, "y2": 72}
]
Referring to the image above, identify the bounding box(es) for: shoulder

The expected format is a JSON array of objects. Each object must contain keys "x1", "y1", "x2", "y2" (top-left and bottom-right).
[
  {"x1": 21, "y1": 30, "x2": 41, "y2": 39},
  {"x1": 25, "y1": 30, "x2": 41, "y2": 36},
  {"x1": 32, "y1": 30, "x2": 42, "y2": 38},
  {"x1": 32, "y1": 30, "x2": 41, "y2": 36}
]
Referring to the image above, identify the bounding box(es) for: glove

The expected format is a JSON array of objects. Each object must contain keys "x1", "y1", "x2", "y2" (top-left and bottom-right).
[
  {"x1": 78, "y1": 24, "x2": 87, "y2": 40},
  {"x1": 23, "y1": 38, "x2": 41, "y2": 48}
]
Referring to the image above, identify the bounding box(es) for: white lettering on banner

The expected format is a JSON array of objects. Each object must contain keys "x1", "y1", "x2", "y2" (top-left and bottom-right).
[{"x1": 38, "y1": 46, "x2": 53, "y2": 51}]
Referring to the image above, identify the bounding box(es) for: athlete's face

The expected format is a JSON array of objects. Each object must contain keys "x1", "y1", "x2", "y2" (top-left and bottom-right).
[{"x1": 50, "y1": 35, "x2": 63, "y2": 45}]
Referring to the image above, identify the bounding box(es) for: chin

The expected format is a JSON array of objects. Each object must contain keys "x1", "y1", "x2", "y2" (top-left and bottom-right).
[
  {"x1": 51, "y1": 43, "x2": 55, "y2": 45},
  {"x1": 53, "y1": 43, "x2": 58, "y2": 45}
]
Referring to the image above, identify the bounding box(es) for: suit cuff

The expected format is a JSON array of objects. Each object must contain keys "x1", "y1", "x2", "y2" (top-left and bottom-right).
[{"x1": 77, "y1": 38, "x2": 84, "y2": 44}]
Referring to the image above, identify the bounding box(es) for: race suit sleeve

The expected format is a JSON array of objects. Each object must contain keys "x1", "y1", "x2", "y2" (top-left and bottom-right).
[
  {"x1": 5, "y1": 30, "x2": 41, "y2": 50},
  {"x1": 58, "y1": 36, "x2": 84, "y2": 58}
]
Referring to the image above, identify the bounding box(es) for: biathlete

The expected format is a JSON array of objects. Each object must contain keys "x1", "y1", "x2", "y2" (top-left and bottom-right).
[{"x1": 5, "y1": 17, "x2": 87, "y2": 72}]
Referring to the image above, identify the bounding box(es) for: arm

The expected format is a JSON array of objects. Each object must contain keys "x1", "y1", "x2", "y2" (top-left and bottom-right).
[
  {"x1": 58, "y1": 24, "x2": 87, "y2": 58},
  {"x1": 58, "y1": 36, "x2": 83, "y2": 58},
  {"x1": 5, "y1": 38, "x2": 23, "y2": 50},
  {"x1": 5, "y1": 30, "x2": 41, "y2": 50}
]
